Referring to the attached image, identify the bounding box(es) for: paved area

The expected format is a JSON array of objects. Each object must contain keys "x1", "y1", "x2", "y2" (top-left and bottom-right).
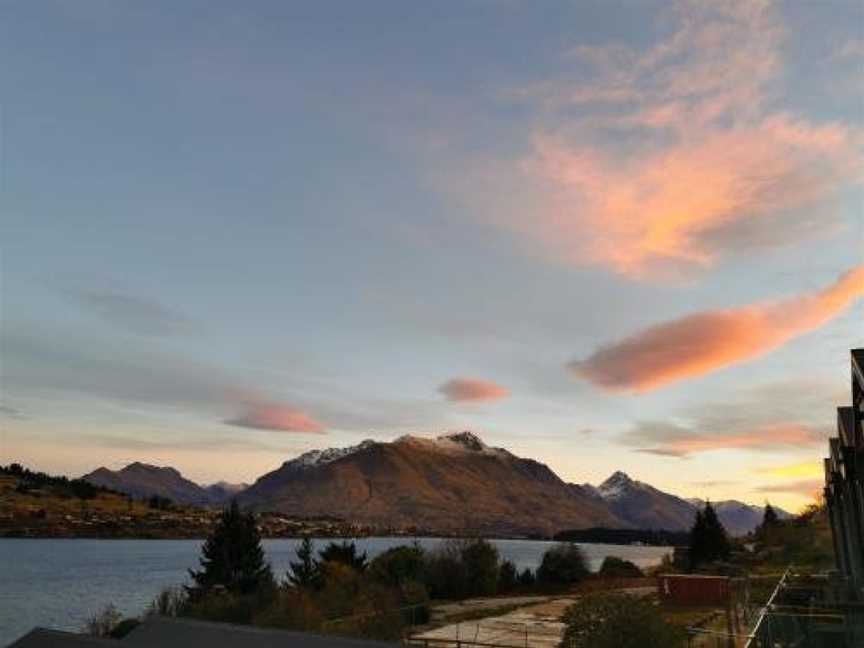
[{"x1": 412, "y1": 586, "x2": 658, "y2": 648}]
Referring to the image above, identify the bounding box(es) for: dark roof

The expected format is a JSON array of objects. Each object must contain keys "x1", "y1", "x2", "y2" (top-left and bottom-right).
[
  {"x1": 6, "y1": 629, "x2": 118, "y2": 648},
  {"x1": 122, "y1": 617, "x2": 399, "y2": 648}
]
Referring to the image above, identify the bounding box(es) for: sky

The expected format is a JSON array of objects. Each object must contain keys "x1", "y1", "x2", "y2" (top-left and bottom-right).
[{"x1": 1, "y1": 0, "x2": 862, "y2": 512}]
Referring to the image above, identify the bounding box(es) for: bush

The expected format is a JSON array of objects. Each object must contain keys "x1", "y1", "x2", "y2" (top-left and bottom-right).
[
  {"x1": 425, "y1": 539, "x2": 500, "y2": 599},
  {"x1": 537, "y1": 543, "x2": 589, "y2": 586},
  {"x1": 318, "y1": 541, "x2": 368, "y2": 572},
  {"x1": 368, "y1": 544, "x2": 426, "y2": 587},
  {"x1": 148, "y1": 586, "x2": 187, "y2": 617},
  {"x1": 83, "y1": 604, "x2": 122, "y2": 636},
  {"x1": 498, "y1": 560, "x2": 518, "y2": 593},
  {"x1": 517, "y1": 567, "x2": 536, "y2": 587},
  {"x1": 597, "y1": 556, "x2": 643, "y2": 578},
  {"x1": 560, "y1": 593, "x2": 685, "y2": 648}
]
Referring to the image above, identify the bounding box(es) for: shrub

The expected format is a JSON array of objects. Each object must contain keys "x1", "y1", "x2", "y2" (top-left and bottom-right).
[
  {"x1": 560, "y1": 593, "x2": 685, "y2": 648},
  {"x1": 368, "y1": 544, "x2": 426, "y2": 587},
  {"x1": 425, "y1": 539, "x2": 500, "y2": 599},
  {"x1": 498, "y1": 560, "x2": 518, "y2": 593},
  {"x1": 83, "y1": 604, "x2": 122, "y2": 636},
  {"x1": 597, "y1": 556, "x2": 643, "y2": 578},
  {"x1": 517, "y1": 567, "x2": 536, "y2": 587},
  {"x1": 537, "y1": 543, "x2": 589, "y2": 586},
  {"x1": 318, "y1": 540, "x2": 368, "y2": 572},
  {"x1": 287, "y1": 537, "x2": 322, "y2": 590},
  {"x1": 147, "y1": 586, "x2": 187, "y2": 617}
]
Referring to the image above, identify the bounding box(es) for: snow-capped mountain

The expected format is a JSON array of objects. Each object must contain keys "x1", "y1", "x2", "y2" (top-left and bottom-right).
[{"x1": 281, "y1": 439, "x2": 379, "y2": 471}]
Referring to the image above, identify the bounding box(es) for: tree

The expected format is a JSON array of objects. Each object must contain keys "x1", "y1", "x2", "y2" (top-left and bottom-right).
[
  {"x1": 560, "y1": 593, "x2": 685, "y2": 648},
  {"x1": 762, "y1": 503, "x2": 779, "y2": 528},
  {"x1": 187, "y1": 500, "x2": 274, "y2": 598},
  {"x1": 537, "y1": 543, "x2": 589, "y2": 586},
  {"x1": 318, "y1": 540, "x2": 368, "y2": 572},
  {"x1": 689, "y1": 502, "x2": 731, "y2": 568},
  {"x1": 498, "y1": 560, "x2": 518, "y2": 592},
  {"x1": 287, "y1": 536, "x2": 321, "y2": 589},
  {"x1": 517, "y1": 568, "x2": 536, "y2": 587},
  {"x1": 460, "y1": 539, "x2": 500, "y2": 596},
  {"x1": 368, "y1": 543, "x2": 426, "y2": 587}
]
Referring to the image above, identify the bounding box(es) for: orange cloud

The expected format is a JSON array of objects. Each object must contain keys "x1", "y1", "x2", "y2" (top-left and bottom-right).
[
  {"x1": 500, "y1": 1, "x2": 862, "y2": 279},
  {"x1": 438, "y1": 378, "x2": 510, "y2": 402},
  {"x1": 572, "y1": 266, "x2": 864, "y2": 391},
  {"x1": 226, "y1": 402, "x2": 325, "y2": 433}
]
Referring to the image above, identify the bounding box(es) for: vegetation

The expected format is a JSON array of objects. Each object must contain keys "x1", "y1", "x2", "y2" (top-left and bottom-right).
[
  {"x1": 425, "y1": 538, "x2": 500, "y2": 599},
  {"x1": 537, "y1": 542, "x2": 589, "y2": 586},
  {"x1": 688, "y1": 501, "x2": 731, "y2": 569},
  {"x1": 2, "y1": 463, "x2": 112, "y2": 500},
  {"x1": 749, "y1": 502, "x2": 834, "y2": 569},
  {"x1": 187, "y1": 500, "x2": 275, "y2": 598},
  {"x1": 597, "y1": 556, "x2": 643, "y2": 578},
  {"x1": 560, "y1": 593, "x2": 686, "y2": 648}
]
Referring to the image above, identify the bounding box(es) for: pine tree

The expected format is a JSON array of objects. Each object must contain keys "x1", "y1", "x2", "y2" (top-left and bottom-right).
[
  {"x1": 702, "y1": 501, "x2": 731, "y2": 562},
  {"x1": 689, "y1": 502, "x2": 730, "y2": 568},
  {"x1": 187, "y1": 500, "x2": 274, "y2": 598},
  {"x1": 762, "y1": 503, "x2": 779, "y2": 528},
  {"x1": 287, "y1": 536, "x2": 321, "y2": 589}
]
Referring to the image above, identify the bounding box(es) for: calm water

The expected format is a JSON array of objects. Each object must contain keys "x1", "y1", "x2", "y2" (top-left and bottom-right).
[{"x1": 0, "y1": 538, "x2": 669, "y2": 645}]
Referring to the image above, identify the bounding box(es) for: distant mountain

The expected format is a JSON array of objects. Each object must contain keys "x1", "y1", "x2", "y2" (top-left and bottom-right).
[
  {"x1": 581, "y1": 470, "x2": 789, "y2": 536},
  {"x1": 687, "y1": 499, "x2": 791, "y2": 537},
  {"x1": 204, "y1": 481, "x2": 249, "y2": 503},
  {"x1": 583, "y1": 471, "x2": 698, "y2": 532},
  {"x1": 83, "y1": 463, "x2": 218, "y2": 506},
  {"x1": 237, "y1": 432, "x2": 623, "y2": 536}
]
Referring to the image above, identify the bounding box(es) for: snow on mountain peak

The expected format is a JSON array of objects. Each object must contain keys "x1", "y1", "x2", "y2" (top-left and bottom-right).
[
  {"x1": 598, "y1": 471, "x2": 636, "y2": 499},
  {"x1": 436, "y1": 431, "x2": 487, "y2": 451},
  {"x1": 283, "y1": 439, "x2": 377, "y2": 470}
]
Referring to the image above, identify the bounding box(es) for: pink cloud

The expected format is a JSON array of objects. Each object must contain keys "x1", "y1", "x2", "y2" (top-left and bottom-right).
[
  {"x1": 495, "y1": 1, "x2": 862, "y2": 279},
  {"x1": 637, "y1": 423, "x2": 825, "y2": 458},
  {"x1": 226, "y1": 402, "x2": 325, "y2": 433},
  {"x1": 438, "y1": 378, "x2": 510, "y2": 402},
  {"x1": 572, "y1": 266, "x2": 864, "y2": 391}
]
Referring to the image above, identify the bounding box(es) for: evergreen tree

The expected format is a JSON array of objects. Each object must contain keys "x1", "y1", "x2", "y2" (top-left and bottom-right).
[
  {"x1": 702, "y1": 501, "x2": 731, "y2": 562},
  {"x1": 287, "y1": 536, "x2": 321, "y2": 589},
  {"x1": 187, "y1": 500, "x2": 274, "y2": 598},
  {"x1": 762, "y1": 503, "x2": 779, "y2": 528},
  {"x1": 689, "y1": 502, "x2": 730, "y2": 568}
]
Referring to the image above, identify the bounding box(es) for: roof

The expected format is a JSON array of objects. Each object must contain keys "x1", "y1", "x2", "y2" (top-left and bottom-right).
[
  {"x1": 6, "y1": 629, "x2": 118, "y2": 648},
  {"x1": 122, "y1": 617, "x2": 399, "y2": 648},
  {"x1": 657, "y1": 574, "x2": 730, "y2": 581}
]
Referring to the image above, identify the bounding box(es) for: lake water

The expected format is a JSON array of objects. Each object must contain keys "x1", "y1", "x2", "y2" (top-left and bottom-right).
[{"x1": 0, "y1": 538, "x2": 669, "y2": 646}]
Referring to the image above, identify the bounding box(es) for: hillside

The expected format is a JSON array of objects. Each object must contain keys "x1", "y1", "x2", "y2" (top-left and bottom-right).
[
  {"x1": 238, "y1": 432, "x2": 624, "y2": 536},
  {"x1": 584, "y1": 471, "x2": 698, "y2": 531},
  {"x1": 83, "y1": 462, "x2": 216, "y2": 505}
]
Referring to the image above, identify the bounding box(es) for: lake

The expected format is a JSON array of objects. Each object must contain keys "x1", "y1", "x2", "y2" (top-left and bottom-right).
[{"x1": 0, "y1": 538, "x2": 670, "y2": 645}]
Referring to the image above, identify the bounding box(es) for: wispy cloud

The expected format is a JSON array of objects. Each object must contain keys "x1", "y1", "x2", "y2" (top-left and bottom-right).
[
  {"x1": 438, "y1": 377, "x2": 510, "y2": 402},
  {"x1": 78, "y1": 291, "x2": 196, "y2": 336},
  {"x1": 0, "y1": 405, "x2": 26, "y2": 420},
  {"x1": 621, "y1": 380, "x2": 837, "y2": 457},
  {"x1": 755, "y1": 479, "x2": 823, "y2": 498},
  {"x1": 571, "y1": 266, "x2": 864, "y2": 392},
  {"x1": 496, "y1": 0, "x2": 862, "y2": 279}
]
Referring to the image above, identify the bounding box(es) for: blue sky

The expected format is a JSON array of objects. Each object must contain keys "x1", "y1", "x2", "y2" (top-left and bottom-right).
[{"x1": 2, "y1": 0, "x2": 862, "y2": 510}]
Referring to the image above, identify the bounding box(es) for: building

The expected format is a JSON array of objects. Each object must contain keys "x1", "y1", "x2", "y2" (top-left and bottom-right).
[
  {"x1": 8, "y1": 617, "x2": 399, "y2": 648},
  {"x1": 825, "y1": 349, "x2": 864, "y2": 597}
]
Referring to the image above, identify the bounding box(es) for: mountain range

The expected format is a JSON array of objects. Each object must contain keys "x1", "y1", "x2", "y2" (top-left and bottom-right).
[{"x1": 82, "y1": 432, "x2": 787, "y2": 536}]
